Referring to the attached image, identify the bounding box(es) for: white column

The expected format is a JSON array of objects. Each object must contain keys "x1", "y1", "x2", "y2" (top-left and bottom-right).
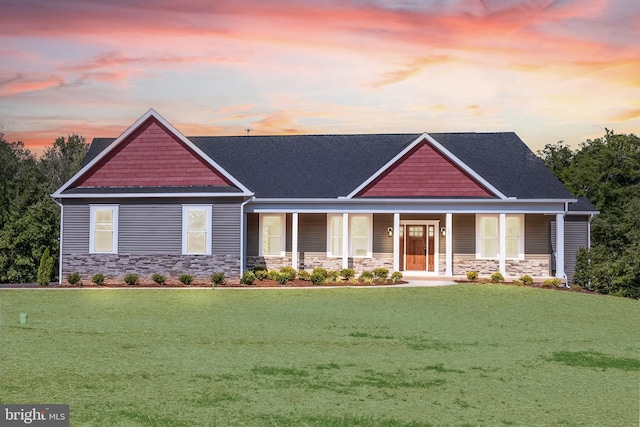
[
  {"x1": 342, "y1": 213, "x2": 349, "y2": 269},
  {"x1": 445, "y1": 213, "x2": 453, "y2": 277},
  {"x1": 499, "y1": 213, "x2": 506, "y2": 276},
  {"x1": 556, "y1": 213, "x2": 565, "y2": 280},
  {"x1": 291, "y1": 213, "x2": 299, "y2": 270},
  {"x1": 393, "y1": 213, "x2": 400, "y2": 271}
]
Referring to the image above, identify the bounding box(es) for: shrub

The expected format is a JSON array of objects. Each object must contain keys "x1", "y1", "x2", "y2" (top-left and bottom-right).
[
  {"x1": 276, "y1": 273, "x2": 290, "y2": 285},
  {"x1": 297, "y1": 270, "x2": 311, "y2": 281},
  {"x1": 124, "y1": 274, "x2": 139, "y2": 286},
  {"x1": 373, "y1": 267, "x2": 389, "y2": 280},
  {"x1": 542, "y1": 278, "x2": 562, "y2": 288},
  {"x1": 67, "y1": 272, "x2": 81, "y2": 285},
  {"x1": 37, "y1": 247, "x2": 54, "y2": 286},
  {"x1": 360, "y1": 270, "x2": 375, "y2": 283},
  {"x1": 310, "y1": 271, "x2": 326, "y2": 285},
  {"x1": 520, "y1": 275, "x2": 533, "y2": 286},
  {"x1": 570, "y1": 284, "x2": 583, "y2": 292},
  {"x1": 511, "y1": 279, "x2": 523, "y2": 286},
  {"x1": 179, "y1": 274, "x2": 193, "y2": 285},
  {"x1": 92, "y1": 273, "x2": 105, "y2": 285},
  {"x1": 279, "y1": 266, "x2": 297, "y2": 281},
  {"x1": 241, "y1": 271, "x2": 256, "y2": 285},
  {"x1": 311, "y1": 267, "x2": 328, "y2": 279},
  {"x1": 340, "y1": 268, "x2": 355, "y2": 280},
  {"x1": 211, "y1": 272, "x2": 225, "y2": 286},
  {"x1": 152, "y1": 273, "x2": 166, "y2": 285},
  {"x1": 254, "y1": 269, "x2": 269, "y2": 281},
  {"x1": 325, "y1": 270, "x2": 340, "y2": 283},
  {"x1": 491, "y1": 272, "x2": 504, "y2": 283},
  {"x1": 267, "y1": 269, "x2": 280, "y2": 281},
  {"x1": 391, "y1": 271, "x2": 403, "y2": 283},
  {"x1": 362, "y1": 275, "x2": 375, "y2": 284},
  {"x1": 466, "y1": 271, "x2": 479, "y2": 281}
]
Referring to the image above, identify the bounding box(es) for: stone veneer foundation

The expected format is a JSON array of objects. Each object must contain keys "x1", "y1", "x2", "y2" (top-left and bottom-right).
[
  {"x1": 63, "y1": 254, "x2": 241, "y2": 284},
  {"x1": 453, "y1": 257, "x2": 551, "y2": 277},
  {"x1": 247, "y1": 255, "x2": 394, "y2": 272}
]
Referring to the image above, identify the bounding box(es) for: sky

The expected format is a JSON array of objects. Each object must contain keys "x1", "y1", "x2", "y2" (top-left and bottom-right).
[{"x1": 0, "y1": 0, "x2": 638, "y2": 155}]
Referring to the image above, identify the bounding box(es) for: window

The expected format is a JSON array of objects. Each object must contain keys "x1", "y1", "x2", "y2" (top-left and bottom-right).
[
  {"x1": 327, "y1": 214, "x2": 372, "y2": 257},
  {"x1": 260, "y1": 214, "x2": 285, "y2": 256},
  {"x1": 476, "y1": 214, "x2": 524, "y2": 259},
  {"x1": 90, "y1": 205, "x2": 118, "y2": 253},
  {"x1": 182, "y1": 205, "x2": 212, "y2": 255}
]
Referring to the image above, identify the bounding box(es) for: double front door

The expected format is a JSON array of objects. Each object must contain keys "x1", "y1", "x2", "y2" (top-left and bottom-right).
[{"x1": 400, "y1": 224, "x2": 437, "y2": 272}]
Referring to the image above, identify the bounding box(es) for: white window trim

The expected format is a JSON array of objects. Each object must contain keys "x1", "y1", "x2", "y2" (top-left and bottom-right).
[
  {"x1": 89, "y1": 205, "x2": 119, "y2": 254},
  {"x1": 475, "y1": 214, "x2": 524, "y2": 260},
  {"x1": 182, "y1": 205, "x2": 212, "y2": 255},
  {"x1": 259, "y1": 213, "x2": 286, "y2": 257},
  {"x1": 326, "y1": 213, "x2": 373, "y2": 258}
]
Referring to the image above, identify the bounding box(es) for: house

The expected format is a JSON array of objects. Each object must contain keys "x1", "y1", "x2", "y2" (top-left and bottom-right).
[{"x1": 52, "y1": 109, "x2": 597, "y2": 284}]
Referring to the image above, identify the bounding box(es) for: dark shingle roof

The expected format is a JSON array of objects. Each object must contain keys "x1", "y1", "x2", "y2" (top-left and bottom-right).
[
  {"x1": 568, "y1": 197, "x2": 598, "y2": 213},
  {"x1": 77, "y1": 133, "x2": 573, "y2": 199}
]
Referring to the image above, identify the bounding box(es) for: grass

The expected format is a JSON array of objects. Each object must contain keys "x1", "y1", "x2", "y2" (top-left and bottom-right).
[{"x1": 0, "y1": 284, "x2": 637, "y2": 426}]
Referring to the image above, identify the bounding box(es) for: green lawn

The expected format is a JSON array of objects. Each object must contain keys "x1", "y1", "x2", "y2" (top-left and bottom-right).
[{"x1": 0, "y1": 285, "x2": 638, "y2": 426}]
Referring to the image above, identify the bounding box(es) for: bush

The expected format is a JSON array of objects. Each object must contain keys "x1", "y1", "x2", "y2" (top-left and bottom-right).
[
  {"x1": 254, "y1": 269, "x2": 269, "y2": 281},
  {"x1": 241, "y1": 271, "x2": 256, "y2": 285},
  {"x1": 466, "y1": 271, "x2": 479, "y2": 281},
  {"x1": 542, "y1": 278, "x2": 562, "y2": 288},
  {"x1": 92, "y1": 273, "x2": 105, "y2": 285},
  {"x1": 124, "y1": 274, "x2": 139, "y2": 286},
  {"x1": 297, "y1": 270, "x2": 311, "y2": 281},
  {"x1": 179, "y1": 274, "x2": 193, "y2": 285},
  {"x1": 373, "y1": 267, "x2": 389, "y2": 280},
  {"x1": 491, "y1": 272, "x2": 504, "y2": 283},
  {"x1": 67, "y1": 272, "x2": 81, "y2": 285},
  {"x1": 311, "y1": 267, "x2": 328, "y2": 279},
  {"x1": 37, "y1": 247, "x2": 54, "y2": 286},
  {"x1": 391, "y1": 271, "x2": 403, "y2": 283},
  {"x1": 152, "y1": 273, "x2": 166, "y2": 285},
  {"x1": 340, "y1": 268, "x2": 355, "y2": 280},
  {"x1": 520, "y1": 275, "x2": 533, "y2": 286},
  {"x1": 511, "y1": 279, "x2": 523, "y2": 286},
  {"x1": 310, "y1": 271, "x2": 326, "y2": 285},
  {"x1": 360, "y1": 270, "x2": 374, "y2": 281},
  {"x1": 570, "y1": 284, "x2": 583, "y2": 292},
  {"x1": 279, "y1": 266, "x2": 297, "y2": 281},
  {"x1": 326, "y1": 270, "x2": 340, "y2": 283},
  {"x1": 276, "y1": 273, "x2": 290, "y2": 285},
  {"x1": 211, "y1": 272, "x2": 225, "y2": 286},
  {"x1": 267, "y1": 269, "x2": 280, "y2": 281}
]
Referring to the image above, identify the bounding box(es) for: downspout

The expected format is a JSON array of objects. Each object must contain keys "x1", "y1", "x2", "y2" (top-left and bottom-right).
[
  {"x1": 52, "y1": 197, "x2": 64, "y2": 285},
  {"x1": 239, "y1": 196, "x2": 254, "y2": 278}
]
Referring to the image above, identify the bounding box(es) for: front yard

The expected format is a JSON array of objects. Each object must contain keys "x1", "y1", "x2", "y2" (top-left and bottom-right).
[{"x1": 0, "y1": 285, "x2": 637, "y2": 426}]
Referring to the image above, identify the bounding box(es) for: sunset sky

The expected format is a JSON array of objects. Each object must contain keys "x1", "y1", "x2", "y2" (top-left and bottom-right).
[{"x1": 1, "y1": 0, "x2": 638, "y2": 154}]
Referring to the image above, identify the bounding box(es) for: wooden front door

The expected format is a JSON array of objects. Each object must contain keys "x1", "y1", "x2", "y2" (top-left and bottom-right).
[{"x1": 406, "y1": 225, "x2": 427, "y2": 271}]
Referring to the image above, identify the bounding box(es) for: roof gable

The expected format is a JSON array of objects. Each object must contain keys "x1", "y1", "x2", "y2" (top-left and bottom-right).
[
  {"x1": 53, "y1": 109, "x2": 252, "y2": 197},
  {"x1": 353, "y1": 137, "x2": 495, "y2": 198}
]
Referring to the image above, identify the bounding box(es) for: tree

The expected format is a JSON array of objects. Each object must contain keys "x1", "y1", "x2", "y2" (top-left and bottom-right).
[
  {"x1": 538, "y1": 131, "x2": 640, "y2": 298},
  {"x1": 39, "y1": 134, "x2": 89, "y2": 193}
]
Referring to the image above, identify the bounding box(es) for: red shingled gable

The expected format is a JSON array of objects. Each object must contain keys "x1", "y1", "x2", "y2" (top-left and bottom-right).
[
  {"x1": 356, "y1": 139, "x2": 493, "y2": 197},
  {"x1": 74, "y1": 118, "x2": 235, "y2": 188}
]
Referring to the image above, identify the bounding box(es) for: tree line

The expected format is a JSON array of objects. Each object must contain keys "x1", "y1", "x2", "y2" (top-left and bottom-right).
[
  {"x1": 0, "y1": 134, "x2": 88, "y2": 283},
  {"x1": 1, "y1": 131, "x2": 638, "y2": 297},
  {"x1": 538, "y1": 130, "x2": 639, "y2": 298}
]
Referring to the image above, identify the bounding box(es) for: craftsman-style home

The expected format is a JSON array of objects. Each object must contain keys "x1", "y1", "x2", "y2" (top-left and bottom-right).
[{"x1": 52, "y1": 109, "x2": 597, "y2": 284}]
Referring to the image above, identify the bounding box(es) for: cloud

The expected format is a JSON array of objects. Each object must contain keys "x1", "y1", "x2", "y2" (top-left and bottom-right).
[{"x1": 0, "y1": 73, "x2": 65, "y2": 96}]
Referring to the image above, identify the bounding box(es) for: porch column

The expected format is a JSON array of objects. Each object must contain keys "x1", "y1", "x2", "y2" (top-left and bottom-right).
[
  {"x1": 499, "y1": 213, "x2": 506, "y2": 276},
  {"x1": 393, "y1": 213, "x2": 400, "y2": 271},
  {"x1": 342, "y1": 213, "x2": 349, "y2": 269},
  {"x1": 556, "y1": 213, "x2": 565, "y2": 280},
  {"x1": 291, "y1": 212, "x2": 299, "y2": 270},
  {"x1": 445, "y1": 213, "x2": 452, "y2": 276}
]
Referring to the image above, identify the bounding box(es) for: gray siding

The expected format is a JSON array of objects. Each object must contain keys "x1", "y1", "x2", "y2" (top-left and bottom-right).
[
  {"x1": 246, "y1": 213, "x2": 259, "y2": 257},
  {"x1": 119, "y1": 204, "x2": 181, "y2": 254},
  {"x1": 525, "y1": 214, "x2": 551, "y2": 256},
  {"x1": 62, "y1": 204, "x2": 90, "y2": 254},
  {"x1": 212, "y1": 204, "x2": 241, "y2": 255},
  {"x1": 299, "y1": 214, "x2": 327, "y2": 252},
  {"x1": 565, "y1": 217, "x2": 589, "y2": 284},
  {"x1": 373, "y1": 214, "x2": 394, "y2": 254},
  {"x1": 453, "y1": 214, "x2": 475, "y2": 256}
]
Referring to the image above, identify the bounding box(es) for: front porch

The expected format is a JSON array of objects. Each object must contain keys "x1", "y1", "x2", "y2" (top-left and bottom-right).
[{"x1": 244, "y1": 211, "x2": 564, "y2": 280}]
